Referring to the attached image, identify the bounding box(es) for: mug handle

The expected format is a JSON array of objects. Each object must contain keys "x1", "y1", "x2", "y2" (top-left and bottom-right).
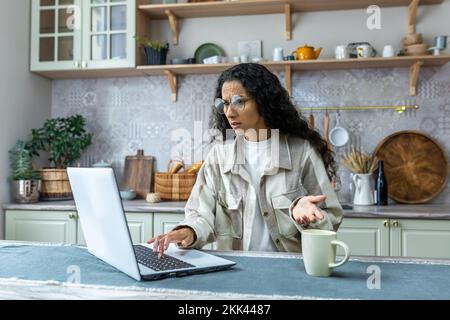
[
  {"x1": 352, "y1": 174, "x2": 361, "y2": 192},
  {"x1": 329, "y1": 240, "x2": 350, "y2": 269}
]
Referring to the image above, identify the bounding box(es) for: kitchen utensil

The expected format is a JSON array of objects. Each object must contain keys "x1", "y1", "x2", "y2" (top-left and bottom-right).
[
  {"x1": 357, "y1": 44, "x2": 377, "y2": 58},
  {"x1": 347, "y1": 42, "x2": 376, "y2": 58},
  {"x1": 334, "y1": 45, "x2": 349, "y2": 59},
  {"x1": 428, "y1": 35, "x2": 449, "y2": 56},
  {"x1": 301, "y1": 229, "x2": 350, "y2": 277},
  {"x1": 329, "y1": 113, "x2": 349, "y2": 147},
  {"x1": 170, "y1": 58, "x2": 188, "y2": 64},
  {"x1": 374, "y1": 131, "x2": 448, "y2": 204},
  {"x1": 119, "y1": 189, "x2": 137, "y2": 200},
  {"x1": 292, "y1": 44, "x2": 322, "y2": 60},
  {"x1": 194, "y1": 43, "x2": 226, "y2": 64},
  {"x1": 121, "y1": 149, "x2": 154, "y2": 199},
  {"x1": 92, "y1": 160, "x2": 112, "y2": 168},
  {"x1": 382, "y1": 45, "x2": 395, "y2": 57},
  {"x1": 352, "y1": 173, "x2": 375, "y2": 205},
  {"x1": 272, "y1": 47, "x2": 284, "y2": 61},
  {"x1": 309, "y1": 112, "x2": 315, "y2": 129},
  {"x1": 323, "y1": 110, "x2": 330, "y2": 148}
]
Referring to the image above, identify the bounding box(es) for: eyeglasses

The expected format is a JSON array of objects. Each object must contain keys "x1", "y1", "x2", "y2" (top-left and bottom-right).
[{"x1": 214, "y1": 95, "x2": 250, "y2": 114}]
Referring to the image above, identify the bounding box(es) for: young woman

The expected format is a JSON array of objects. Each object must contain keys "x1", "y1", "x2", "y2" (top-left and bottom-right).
[{"x1": 150, "y1": 63, "x2": 343, "y2": 254}]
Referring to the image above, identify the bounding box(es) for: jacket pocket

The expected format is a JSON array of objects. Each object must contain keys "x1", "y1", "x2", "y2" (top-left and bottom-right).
[
  {"x1": 216, "y1": 193, "x2": 243, "y2": 239},
  {"x1": 271, "y1": 186, "x2": 308, "y2": 237}
]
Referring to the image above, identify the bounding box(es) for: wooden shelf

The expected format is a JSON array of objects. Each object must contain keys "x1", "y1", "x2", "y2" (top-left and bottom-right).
[
  {"x1": 137, "y1": 55, "x2": 450, "y2": 100},
  {"x1": 138, "y1": 0, "x2": 443, "y2": 43},
  {"x1": 34, "y1": 55, "x2": 450, "y2": 100},
  {"x1": 139, "y1": 0, "x2": 443, "y2": 19}
]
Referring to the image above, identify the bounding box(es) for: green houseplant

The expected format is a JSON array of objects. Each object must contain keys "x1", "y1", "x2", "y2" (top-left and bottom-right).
[
  {"x1": 135, "y1": 36, "x2": 169, "y2": 65},
  {"x1": 27, "y1": 115, "x2": 92, "y2": 200},
  {"x1": 8, "y1": 140, "x2": 41, "y2": 203}
]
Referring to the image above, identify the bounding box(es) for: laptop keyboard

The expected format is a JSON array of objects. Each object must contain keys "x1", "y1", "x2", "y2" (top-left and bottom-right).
[{"x1": 133, "y1": 245, "x2": 195, "y2": 271}]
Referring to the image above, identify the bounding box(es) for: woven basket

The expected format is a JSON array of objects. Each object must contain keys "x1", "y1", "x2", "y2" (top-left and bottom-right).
[
  {"x1": 38, "y1": 168, "x2": 73, "y2": 200},
  {"x1": 154, "y1": 172, "x2": 197, "y2": 201}
]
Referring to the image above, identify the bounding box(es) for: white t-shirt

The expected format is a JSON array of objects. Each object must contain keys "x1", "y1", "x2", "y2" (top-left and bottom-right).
[{"x1": 243, "y1": 137, "x2": 278, "y2": 252}]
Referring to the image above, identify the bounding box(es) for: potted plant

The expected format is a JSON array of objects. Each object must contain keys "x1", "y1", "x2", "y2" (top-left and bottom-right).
[
  {"x1": 135, "y1": 36, "x2": 169, "y2": 65},
  {"x1": 8, "y1": 140, "x2": 41, "y2": 203},
  {"x1": 27, "y1": 115, "x2": 92, "y2": 200}
]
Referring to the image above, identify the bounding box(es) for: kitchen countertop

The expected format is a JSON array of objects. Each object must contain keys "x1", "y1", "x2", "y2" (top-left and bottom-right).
[
  {"x1": 3, "y1": 201, "x2": 450, "y2": 220},
  {"x1": 1, "y1": 241, "x2": 450, "y2": 299}
]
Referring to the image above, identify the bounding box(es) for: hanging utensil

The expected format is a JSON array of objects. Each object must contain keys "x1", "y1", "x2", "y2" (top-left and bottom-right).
[
  {"x1": 309, "y1": 111, "x2": 315, "y2": 129},
  {"x1": 324, "y1": 109, "x2": 330, "y2": 148}
]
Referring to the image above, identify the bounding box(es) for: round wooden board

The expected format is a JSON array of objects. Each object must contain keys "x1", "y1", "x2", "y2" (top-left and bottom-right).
[{"x1": 374, "y1": 131, "x2": 448, "y2": 204}]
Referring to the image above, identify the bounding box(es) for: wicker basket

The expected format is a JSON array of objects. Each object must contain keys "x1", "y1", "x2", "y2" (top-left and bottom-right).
[
  {"x1": 38, "y1": 168, "x2": 73, "y2": 200},
  {"x1": 154, "y1": 172, "x2": 197, "y2": 201}
]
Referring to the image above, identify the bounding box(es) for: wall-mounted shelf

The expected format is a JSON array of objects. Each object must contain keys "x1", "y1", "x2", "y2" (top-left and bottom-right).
[
  {"x1": 137, "y1": 55, "x2": 450, "y2": 101},
  {"x1": 35, "y1": 55, "x2": 450, "y2": 101},
  {"x1": 138, "y1": 0, "x2": 443, "y2": 43}
]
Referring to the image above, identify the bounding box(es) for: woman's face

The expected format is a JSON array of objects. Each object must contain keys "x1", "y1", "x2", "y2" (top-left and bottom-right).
[{"x1": 221, "y1": 80, "x2": 269, "y2": 140}]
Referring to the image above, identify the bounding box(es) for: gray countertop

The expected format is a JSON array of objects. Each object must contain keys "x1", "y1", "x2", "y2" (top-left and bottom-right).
[{"x1": 3, "y1": 201, "x2": 450, "y2": 220}]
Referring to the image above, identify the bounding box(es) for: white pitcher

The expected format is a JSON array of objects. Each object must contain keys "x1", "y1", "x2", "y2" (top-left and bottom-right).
[{"x1": 352, "y1": 173, "x2": 375, "y2": 205}]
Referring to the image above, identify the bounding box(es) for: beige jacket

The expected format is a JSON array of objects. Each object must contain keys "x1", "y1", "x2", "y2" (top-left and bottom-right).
[{"x1": 177, "y1": 132, "x2": 343, "y2": 252}]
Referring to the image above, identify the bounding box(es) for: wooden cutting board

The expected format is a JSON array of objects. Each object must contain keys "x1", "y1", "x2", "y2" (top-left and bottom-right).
[
  {"x1": 374, "y1": 131, "x2": 448, "y2": 204},
  {"x1": 121, "y1": 150, "x2": 154, "y2": 199}
]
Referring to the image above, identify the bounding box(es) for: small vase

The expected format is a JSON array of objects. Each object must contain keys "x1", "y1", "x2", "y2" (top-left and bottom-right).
[
  {"x1": 144, "y1": 46, "x2": 169, "y2": 65},
  {"x1": 352, "y1": 173, "x2": 375, "y2": 205}
]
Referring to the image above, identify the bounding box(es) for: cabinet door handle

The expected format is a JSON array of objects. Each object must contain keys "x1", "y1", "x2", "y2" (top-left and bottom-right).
[
  {"x1": 69, "y1": 213, "x2": 77, "y2": 220},
  {"x1": 383, "y1": 220, "x2": 390, "y2": 228},
  {"x1": 392, "y1": 220, "x2": 399, "y2": 228},
  {"x1": 81, "y1": 61, "x2": 88, "y2": 68},
  {"x1": 74, "y1": 61, "x2": 80, "y2": 68}
]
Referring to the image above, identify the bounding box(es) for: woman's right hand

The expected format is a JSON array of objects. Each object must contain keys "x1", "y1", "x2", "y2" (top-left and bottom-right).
[{"x1": 147, "y1": 227, "x2": 196, "y2": 257}]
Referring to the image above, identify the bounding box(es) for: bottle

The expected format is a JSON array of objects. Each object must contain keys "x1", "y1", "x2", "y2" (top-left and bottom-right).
[{"x1": 375, "y1": 160, "x2": 388, "y2": 205}]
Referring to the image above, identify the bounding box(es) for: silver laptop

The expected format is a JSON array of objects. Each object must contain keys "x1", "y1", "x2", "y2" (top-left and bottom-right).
[{"x1": 67, "y1": 167, "x2": 236, "y2": 281}]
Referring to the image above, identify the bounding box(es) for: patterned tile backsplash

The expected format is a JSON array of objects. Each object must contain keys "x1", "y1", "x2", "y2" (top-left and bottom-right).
[{"x1": 52, "y1": 64, "x2": 450, "y2": 204}]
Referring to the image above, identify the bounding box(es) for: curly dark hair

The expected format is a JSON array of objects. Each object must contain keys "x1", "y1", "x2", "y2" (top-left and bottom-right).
[{"x1": 210, "y1": 63, "x2": 337, "y2": 180}]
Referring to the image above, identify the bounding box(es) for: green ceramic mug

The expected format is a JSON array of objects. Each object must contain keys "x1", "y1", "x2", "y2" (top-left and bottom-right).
[{"x1": 301, "y1": 229, "x2": 350, "y2": 277}]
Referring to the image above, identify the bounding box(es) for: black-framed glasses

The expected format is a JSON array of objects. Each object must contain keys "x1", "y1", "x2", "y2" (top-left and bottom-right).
[{"x1": 214, "y1": 95, "x2": 250, "y2": 114}]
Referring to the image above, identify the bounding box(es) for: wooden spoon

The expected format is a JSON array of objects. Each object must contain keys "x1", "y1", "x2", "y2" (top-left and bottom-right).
[
  {"x1": 309, "y1": 113, "x2": 315, "y2": 129},
  {"x1": 324, "y1": 110, "x2": 330, "y2": 148}
]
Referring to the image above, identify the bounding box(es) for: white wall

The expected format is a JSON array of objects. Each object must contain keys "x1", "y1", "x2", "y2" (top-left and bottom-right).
[
  {"x1": 151, "y1": 2, "x2": 450, "y2": 61},
  {"x1": 0, "y1": 0, "x2": 52, "y2": 239}
]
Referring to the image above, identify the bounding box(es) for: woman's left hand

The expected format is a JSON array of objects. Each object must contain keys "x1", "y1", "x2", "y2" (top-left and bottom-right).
[{"x1": 292, "y1": 195, "x2": 327, "y2": 225}]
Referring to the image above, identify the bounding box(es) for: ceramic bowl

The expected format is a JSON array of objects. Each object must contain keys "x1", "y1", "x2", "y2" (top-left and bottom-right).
[{"x1": 120, "y1": 189, "x2": 136, "y2": 200}]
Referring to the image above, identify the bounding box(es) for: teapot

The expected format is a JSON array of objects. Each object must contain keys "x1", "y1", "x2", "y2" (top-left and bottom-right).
[{"x1": 293, "y1": 44, "x2": 322, "y2": 60}]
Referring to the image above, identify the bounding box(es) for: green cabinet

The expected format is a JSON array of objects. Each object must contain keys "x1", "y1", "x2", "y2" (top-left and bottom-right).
[
  {"x1": 5, "y1": 210, "x2": 77, "y2": 244},
  {"x1": 77, "y1": 212, "x2": 153, "y2": 245},
  {"x1": 31, "y1": 0, "x2": 136, "y2": 71},
  {"x1": 337, "y1": 217, "x2": 450, "y2": 259}
]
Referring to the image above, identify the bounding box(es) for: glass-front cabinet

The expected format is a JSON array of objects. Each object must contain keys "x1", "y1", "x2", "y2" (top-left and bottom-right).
[{"x1": 31, "y1": 0, "x2": 135, "y2": 71}]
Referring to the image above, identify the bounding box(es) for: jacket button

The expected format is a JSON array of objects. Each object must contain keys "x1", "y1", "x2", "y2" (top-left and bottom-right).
[
  {"x1": 263, "y1": 211, "x2": 268, "y2": 217},
  {"x1": 275, "y1": 238, "x2": 281, "y2": 244}
]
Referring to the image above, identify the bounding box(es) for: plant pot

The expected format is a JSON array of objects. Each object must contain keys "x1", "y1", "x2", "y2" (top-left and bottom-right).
[
  {"x1": 10, "y1": 180, "x2": 41, "y2": 204},
  {"x1": 38, "y1": 168, "x2": 73, "y2": 200},
  {"x1": 144, "y1": 46, "x2": 169, "y2": 65}
]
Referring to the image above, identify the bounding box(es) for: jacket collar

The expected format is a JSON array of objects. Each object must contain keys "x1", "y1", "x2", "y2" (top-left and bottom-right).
[{"x1": 223, "y1": 131, "x2": 292, "y2": 175}]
